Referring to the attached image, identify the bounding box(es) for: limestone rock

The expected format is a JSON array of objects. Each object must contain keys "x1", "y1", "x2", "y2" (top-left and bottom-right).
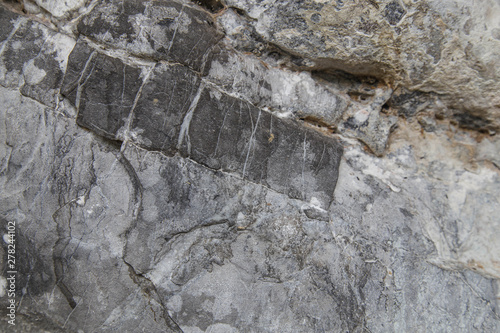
[
  {"x1": 0, "y1": 8, "x2": 75, "y2": 107},
  {"x1": 0, "y1": 1, "x2": 499, "y2": 332},
  {"x1": 34, "y1": 0, "x2": 87, "y2": 18},
  {"x1": 61, "y1": 40, "x2": 343, "y2": 208},
  {"x1": 222, "y1": 0, "x2": 500, "y2": 131},
  {"x1": 1, "y1": 84, "x2": 498, "y2": 331},
  {"x1": 208, "y1": 40, "x2": 396, "y2": 155},
  {"x1": 77, "y1": 0, "x2": 224, "y2": 74},
  {"x1": 61, "y1": 39, "x2": 145, "y2": 140}
]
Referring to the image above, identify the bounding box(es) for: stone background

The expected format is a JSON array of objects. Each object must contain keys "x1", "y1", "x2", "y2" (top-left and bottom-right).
[{"x1": 0, "y1": 0, "x2": 499, "y2": 331}]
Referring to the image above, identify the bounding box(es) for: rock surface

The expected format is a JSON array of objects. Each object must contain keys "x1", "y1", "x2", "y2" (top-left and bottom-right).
[
  {"x1": 77, "y1": 0, "x2": 223, "y2": 74},
  {"x1": 222, "y1": 0, "x2": 500, "y2": 132},
  {"x1": 60, "y1": 39, "x2": 343, "y2": 208},
  {"x1": 0, "y1": 0, "x2": 499, "y2": 332}
]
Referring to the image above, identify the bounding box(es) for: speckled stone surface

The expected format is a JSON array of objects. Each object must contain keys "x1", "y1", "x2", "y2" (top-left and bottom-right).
[{"x1": 0, "y1": 1, "x2": 499, "y2": 332}]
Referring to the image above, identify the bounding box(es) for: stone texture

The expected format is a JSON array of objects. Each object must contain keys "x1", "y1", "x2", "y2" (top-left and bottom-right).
[
  {"x1": 177, "y1": 87, "x2": 342, "y2": 207},
  {"x1": 1, "y1": 86, "x2": 498, "y2": 331},
  {"x1": 61, "y1": 39, "x2": 144, "y2": 140},
  {"x1": 385, "y1": 122, "x2": 500, "y2": 280},
  {"x1": 61, "y1": 41, "x2": 343, "y2": 208},
  {"x1": 207, "y1": 39, "x2": 349, "y2": 122},
  {"x1": 130, "y1": 62, "x2": 202, "y2": 154},
  {"x1": 207, "y1": 43, "x2": 396, "y2": 155},
  {"x1": 34, "y1": 0, "x2": 87, "y2": 18},
  {"x1": 77, "y1": 0, "x2": 223, "y2": 74},
  {"x1": 221, "y1": 0, "x2": 500, "y2": 132},
  {"x1": 0, "y1": 7, "x2": 75, "y2": 107},
  {"x1": 0, "y1": 1, "x2": 500, "y2": 332},
  {"x1": 121, "y1": 142, "x2": 499, "y2": 332},
  {"x1": 0, "y1": 87, "x2": 179, "y2": 332}
]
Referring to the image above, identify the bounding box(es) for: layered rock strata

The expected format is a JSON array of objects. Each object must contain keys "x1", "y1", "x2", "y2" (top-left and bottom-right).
[{"x1": 0, "y1": 0, "x2": 499, "y2": 332}]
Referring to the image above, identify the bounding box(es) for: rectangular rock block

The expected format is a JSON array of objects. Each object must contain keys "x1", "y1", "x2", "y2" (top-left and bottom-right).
[
  {"x1": 77, "y1": 0, "x2": 223, "y2": 74},
  {"x1": 61, "y1": 40, "x2": 343, "y2": 207},
  {"x1": 178, "y1": 87, "x2": 274, "y2": 178},
  {"x1": 130, "y1": 63, "x2": 202, "y2": 155},
  {"x1": 61, "y1": 40, "x2": 143, "y2": 140},
  {"x1": 177, "y1": 87, "x2": 343, "y2": 207}
]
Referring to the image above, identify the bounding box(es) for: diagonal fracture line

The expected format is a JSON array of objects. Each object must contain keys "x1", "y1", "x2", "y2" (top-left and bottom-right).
[
  {"x1": 165, "y1": 5, "x2": 185, "y2": 57},
  {"x1": 0, "y1": 17, "x2": 26, "y2": 56},
  {"x1": 120, "y1": 65, "x2": 154, "y2": 150},
  {"x1": 242, "y1": 108, "x2": 261, "y2": 178},
  {"x1": 177, "y1": 83, "x2": 204, "y2": 154},
  {"x1": 75, "y1": 51, "x2": 97, "y2": 112}
]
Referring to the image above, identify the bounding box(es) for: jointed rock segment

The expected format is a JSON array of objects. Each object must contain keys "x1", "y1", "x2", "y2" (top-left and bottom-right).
[
  {"x1": 61, "y1": 39, "x2": 343, "y2": 208},
  {"x1": 1, "y1": 0, "x2": 499, "y2": 332},
  {"x1": 77, "y1": 0, "x2": 223, "y2": 74}
]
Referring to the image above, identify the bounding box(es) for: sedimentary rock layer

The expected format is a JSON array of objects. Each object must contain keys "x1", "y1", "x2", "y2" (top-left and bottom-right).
[
  {"x1": 0, "y1": 1, "x2": 499, "y2": 332},
  {"x1": 61, "y1": 39, "x2": 343, "y2": 208}
]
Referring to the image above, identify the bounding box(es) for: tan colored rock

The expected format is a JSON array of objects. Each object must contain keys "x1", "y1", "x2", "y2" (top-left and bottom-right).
[{"x1": 224, "y1": 0, "x2": 500, "y2": 130}]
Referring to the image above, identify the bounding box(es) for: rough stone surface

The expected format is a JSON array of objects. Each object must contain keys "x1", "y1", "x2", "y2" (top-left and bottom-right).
[
  {"x1": 129, "y1": 62, "x2": 201, "y2": 154},
  {"x1": 208, "y1": 43, "x2": 397, "y2": 155},
  {"x1": 61, "y1": 39, "x2": 144, "y2": 140},
  {"x1": 61, "y1": 40, "x2": 343, "y2": 208},
  {"x1": 176, "y1": 87, "x2": 342, "y2": 207},
  {"x1": 34, "y1": 0, "x2": 87, "y2": 18},
  {"x1": 0, "y1": 7, "x2": 74, "y2": 107},
  {"x1": 1, "y1": 0, "x2": 500, "y2": 332},
  {"x1": 77, "y1": 0, "x2": 223, "y2": 74},
  {"x1": 222, "y1": 0, "x2": 500, "y2": 132}
]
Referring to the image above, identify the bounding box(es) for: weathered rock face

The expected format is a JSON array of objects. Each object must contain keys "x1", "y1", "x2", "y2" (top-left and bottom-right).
[
  {"x1": 77, "y1": 0, "x2": 224, "y2": 74},
  {"x1": 0, "y1": 0, "x2": 499, "y2": 332},
  {"x1": 60, "y1": 38, "x2": 342, "y2": 208},
  {"x1": 222, "y1": 0, "x2": 500, "y2": 132}
]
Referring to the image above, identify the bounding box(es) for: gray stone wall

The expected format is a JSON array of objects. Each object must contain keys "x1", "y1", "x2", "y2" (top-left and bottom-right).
[{"x1": 0, "y1": 0, "x2": 499, "y2": 332}]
